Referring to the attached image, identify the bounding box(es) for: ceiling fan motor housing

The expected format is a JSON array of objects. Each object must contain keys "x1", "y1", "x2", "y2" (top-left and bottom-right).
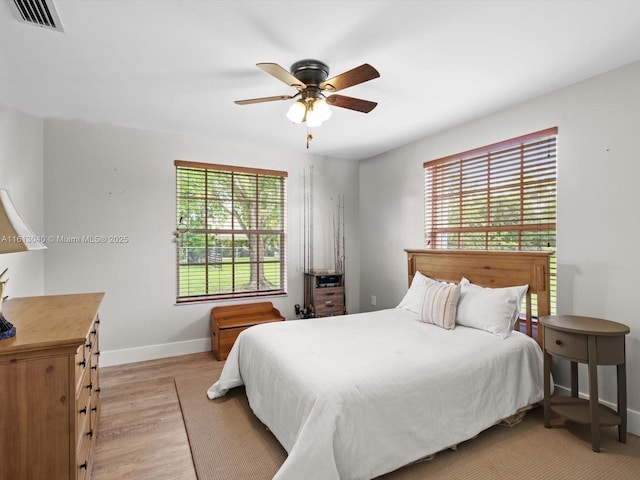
[{"x1": 290, "y1": 59, "x2": 330, "y2": 86}]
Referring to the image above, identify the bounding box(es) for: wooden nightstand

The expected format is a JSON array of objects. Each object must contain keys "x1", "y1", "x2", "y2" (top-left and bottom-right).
[
  {"x1": 540, "y1": 315, "x2": 630, "y2": 452},
  {"x1": 304, "y1": 272, "x2": 346, "y2": 317}
]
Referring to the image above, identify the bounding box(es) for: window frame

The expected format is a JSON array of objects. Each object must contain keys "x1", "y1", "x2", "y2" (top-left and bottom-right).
[
  {"x1": 175, "y1": 160, "x2": 288, "y2": 303},
  {"x1": 423, "y1": 127, "x2": 557, "y2": 315}
]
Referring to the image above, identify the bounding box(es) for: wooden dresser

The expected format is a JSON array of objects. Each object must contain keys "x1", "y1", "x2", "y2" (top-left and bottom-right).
[
  {"x1": 304, "y1": 272, "x2": 345, "y2": 317},
  {"x1": 0, "y1": 292, "x2": 105, "y2": 480}
]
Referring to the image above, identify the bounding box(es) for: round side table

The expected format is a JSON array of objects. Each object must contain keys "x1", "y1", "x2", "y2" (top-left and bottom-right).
[{"x1": 540, "y1": 314, "x2": 629, "y2": 452}]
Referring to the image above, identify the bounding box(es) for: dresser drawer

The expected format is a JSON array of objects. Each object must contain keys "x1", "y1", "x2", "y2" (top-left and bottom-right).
[
  {"x1": 77, "y1": 429, "x2": 92, "y2": 480},
  {"x1": 315, "y1": 300, "x2": 345, "y2": 317},
  {"x1": 90, "y1": 388, "x2": 101, "y2": 432},
  {"x1": 85, "y1": 331, "x2": 96, "y2": 358},
  {"x1": 77, "y1": 365, "x2": 96, "y2": 480},
  {"x1": 76, "y1": 368, "x2": 92, "y2": 447},
  {"x1": 91, "y1": 339, "x2": 100, "y2": 383},
  {"x1": 315, "y1": 295, "x2": 343, "y2": 308},
  {"x1": 544, "y1": 328, "x2": 588, "y2": 361},
  {"x1": 314, "y1": 287, "x2": 342, "y2": 302},
  {"x1": 75, "y1": 343, "x2": 88, "y2": 391}
]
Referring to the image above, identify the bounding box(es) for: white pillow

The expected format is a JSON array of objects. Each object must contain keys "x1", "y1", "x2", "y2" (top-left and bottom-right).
[
  {"x1": 420, "y1": 280, "x2": 461, "y2": 330},
  {"x1": 397, "y1": 271, "x2": 430, "y2": 314},
  {"x1": 456, "y1": 277, "x2": 528, "y2": 338}
]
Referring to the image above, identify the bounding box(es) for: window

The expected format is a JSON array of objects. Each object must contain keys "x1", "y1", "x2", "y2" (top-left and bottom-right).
[
  {"x1": 175, "y1": 160, "x2": 287, "y2": 302},
  {"x1": 423, "y1": 127, "x2": 557, "y2": 314}
]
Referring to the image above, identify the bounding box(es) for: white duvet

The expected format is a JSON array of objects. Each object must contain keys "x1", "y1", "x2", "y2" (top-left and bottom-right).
[{"x1": 207, "y1": 308, "x2": 544, "y2": 480}]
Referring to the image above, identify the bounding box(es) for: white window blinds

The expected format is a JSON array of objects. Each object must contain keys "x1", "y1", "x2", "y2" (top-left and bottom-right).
[{"x1": 175, "y1": 160, "x2": 287, "y2": 302}]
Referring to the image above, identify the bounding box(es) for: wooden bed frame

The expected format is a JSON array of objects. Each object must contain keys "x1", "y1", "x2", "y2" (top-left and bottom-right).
[{"x1": 406, "y1": 249, "x2": 552, "y2": 347}]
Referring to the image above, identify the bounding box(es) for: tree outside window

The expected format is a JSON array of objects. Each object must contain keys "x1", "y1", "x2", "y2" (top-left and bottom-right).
[{"x1": 175, "y1": 160, "x2": 287, "y2": 302}]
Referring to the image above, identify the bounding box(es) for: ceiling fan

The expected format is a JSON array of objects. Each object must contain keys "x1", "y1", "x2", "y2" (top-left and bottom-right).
[{"x1": 234, "y1": 59, "x2": 380, "y2": 128}]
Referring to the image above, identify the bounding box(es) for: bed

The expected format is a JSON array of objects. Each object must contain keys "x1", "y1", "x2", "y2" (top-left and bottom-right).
[{"x1": 207, "y1": 249, "x2": 552, "y2": 480}]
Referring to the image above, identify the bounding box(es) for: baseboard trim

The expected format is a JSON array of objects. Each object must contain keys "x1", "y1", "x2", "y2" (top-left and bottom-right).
[
  {"x1": 100, "y1": 337, "x2": 211, "y2": 367},
  {"x1": 554, "y1": 384, "x2": 639, "y2": 436}
]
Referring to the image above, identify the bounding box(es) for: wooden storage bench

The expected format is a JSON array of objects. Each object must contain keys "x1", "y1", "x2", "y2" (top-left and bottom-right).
[{"x1": 211, "y1": 301, "x2": 284, "y2": 360}]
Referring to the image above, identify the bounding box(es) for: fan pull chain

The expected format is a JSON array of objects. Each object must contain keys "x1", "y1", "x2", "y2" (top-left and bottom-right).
[{"x1": 306, "y1": 128, "x2": 313, "y2": 149}]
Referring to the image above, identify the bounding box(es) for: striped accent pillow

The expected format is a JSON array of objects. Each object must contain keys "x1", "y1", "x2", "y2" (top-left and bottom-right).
[{"x1": 420, "y1": 280, "x2": 461, "y2": 330}]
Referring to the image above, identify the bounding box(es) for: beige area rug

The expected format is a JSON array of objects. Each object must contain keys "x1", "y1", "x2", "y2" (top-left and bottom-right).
[{"x1": 175, "y1": 374, "x2": 640, "y2": 480}]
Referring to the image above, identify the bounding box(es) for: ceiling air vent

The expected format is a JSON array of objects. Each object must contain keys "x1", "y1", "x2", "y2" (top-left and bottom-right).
[{"x1": 7, "y1": 0, "x2": 64, "y2": 32}]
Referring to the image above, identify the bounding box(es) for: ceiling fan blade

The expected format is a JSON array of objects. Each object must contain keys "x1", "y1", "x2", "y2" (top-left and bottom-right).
[
  {"x1": 320, "y1": 64, "x2": 380, "y2": 92},
  {"x1": 256, "y1": 63, "x2": 306, "y2": 89},
  {"x1": 326, "y1": 94, "x2": 377, "y2": 113},
  {"x1": 234, "y1": 95, "x2": 295, "y2": 105}
]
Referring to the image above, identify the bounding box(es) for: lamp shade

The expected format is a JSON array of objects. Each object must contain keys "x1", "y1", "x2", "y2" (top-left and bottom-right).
[{"x1": 0, "y1": 189, "x2": 46, "y2": 253}]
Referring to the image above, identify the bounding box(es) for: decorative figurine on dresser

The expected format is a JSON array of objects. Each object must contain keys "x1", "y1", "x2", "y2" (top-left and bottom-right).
[
  {"x1": 0, "y1": 188, "x2": 49, "y2": 339},
  {"x1": 0, "y1": 268, "x2": 15, "y2": 339}
]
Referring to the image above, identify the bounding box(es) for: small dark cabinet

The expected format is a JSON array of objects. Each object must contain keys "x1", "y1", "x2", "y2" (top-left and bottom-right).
[{"x1": 304, "y1": 272, "x2": 345, "y2": 317}]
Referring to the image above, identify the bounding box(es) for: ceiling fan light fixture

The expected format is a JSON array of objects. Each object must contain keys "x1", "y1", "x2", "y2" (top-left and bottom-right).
[
  {"x1": 286, "y1": 100, "x2": 307, "y2": 124},
  {"x1": 310, "y1": 97, "x2": 332, "y2": 123},
  {"x1": 286, "y1": 97, "x2": 332, "y2": 127}
]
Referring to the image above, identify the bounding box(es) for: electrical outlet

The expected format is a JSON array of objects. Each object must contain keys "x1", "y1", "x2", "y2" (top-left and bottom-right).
[{"x1": 371, "y1": 295, "x2": 377, "y2": 306}]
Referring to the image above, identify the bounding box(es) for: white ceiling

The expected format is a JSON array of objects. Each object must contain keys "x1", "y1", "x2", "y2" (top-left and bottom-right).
[{"x1": 2, "y1": 1, "x2": 640, "y2": 161}]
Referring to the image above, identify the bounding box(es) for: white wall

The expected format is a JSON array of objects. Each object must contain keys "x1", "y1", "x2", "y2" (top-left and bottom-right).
[
  {"x1": 359, "y1": 60, "x2": 640, "y2": 434},
  {"x1": 42, "y1": 119, "x2": 360, "y2": 365},
  {"x1": 5, "y1": 57, "x2": 639, "y2": 432},
  {"x1": 0, "y1": 106, "x2": 44, "y2": 297}
]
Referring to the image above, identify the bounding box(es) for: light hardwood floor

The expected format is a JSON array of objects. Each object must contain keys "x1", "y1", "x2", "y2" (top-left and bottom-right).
[{"x1": 92, "y1": 352, "x2": 223, "y2": 480}]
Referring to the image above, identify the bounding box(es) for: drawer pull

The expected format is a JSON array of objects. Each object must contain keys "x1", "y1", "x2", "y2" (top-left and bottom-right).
[
  {"x1": 95, "y1": 387, "x2": 101, "y2": 393},
  {"x1": 92, "y1": 365, "x2": 97, "y2": 370},
  {"x1": 79, "y1": 462, "x2": 88, "y2": 470},
  {"x1": 87, "y1": 429, "x2": 93, "y2": 438},
  {"x1": 86, "y1": 342, "x2": 93, "y2": 349},
  {"x1": 78, "y1": 359, "x2": 86, "y2": 367},
  {"x1": 92, "y1": 406, "x2": 98, "y2": 412},
  {"x1": 325, "y1": 301, "x2": 334, "y2": 306},
  {"x1": 91, "y1": 329, "x2": 97, "y2": 335},
  {"x1": 79, "y1": 407, "x2": 87, "y2": 415},
  {"x1": 86, "y1": 383, "x2": 93, "y2": 391},
  {"x1": 555, "y1": 339, "x2": 563, "y2": 346}
]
